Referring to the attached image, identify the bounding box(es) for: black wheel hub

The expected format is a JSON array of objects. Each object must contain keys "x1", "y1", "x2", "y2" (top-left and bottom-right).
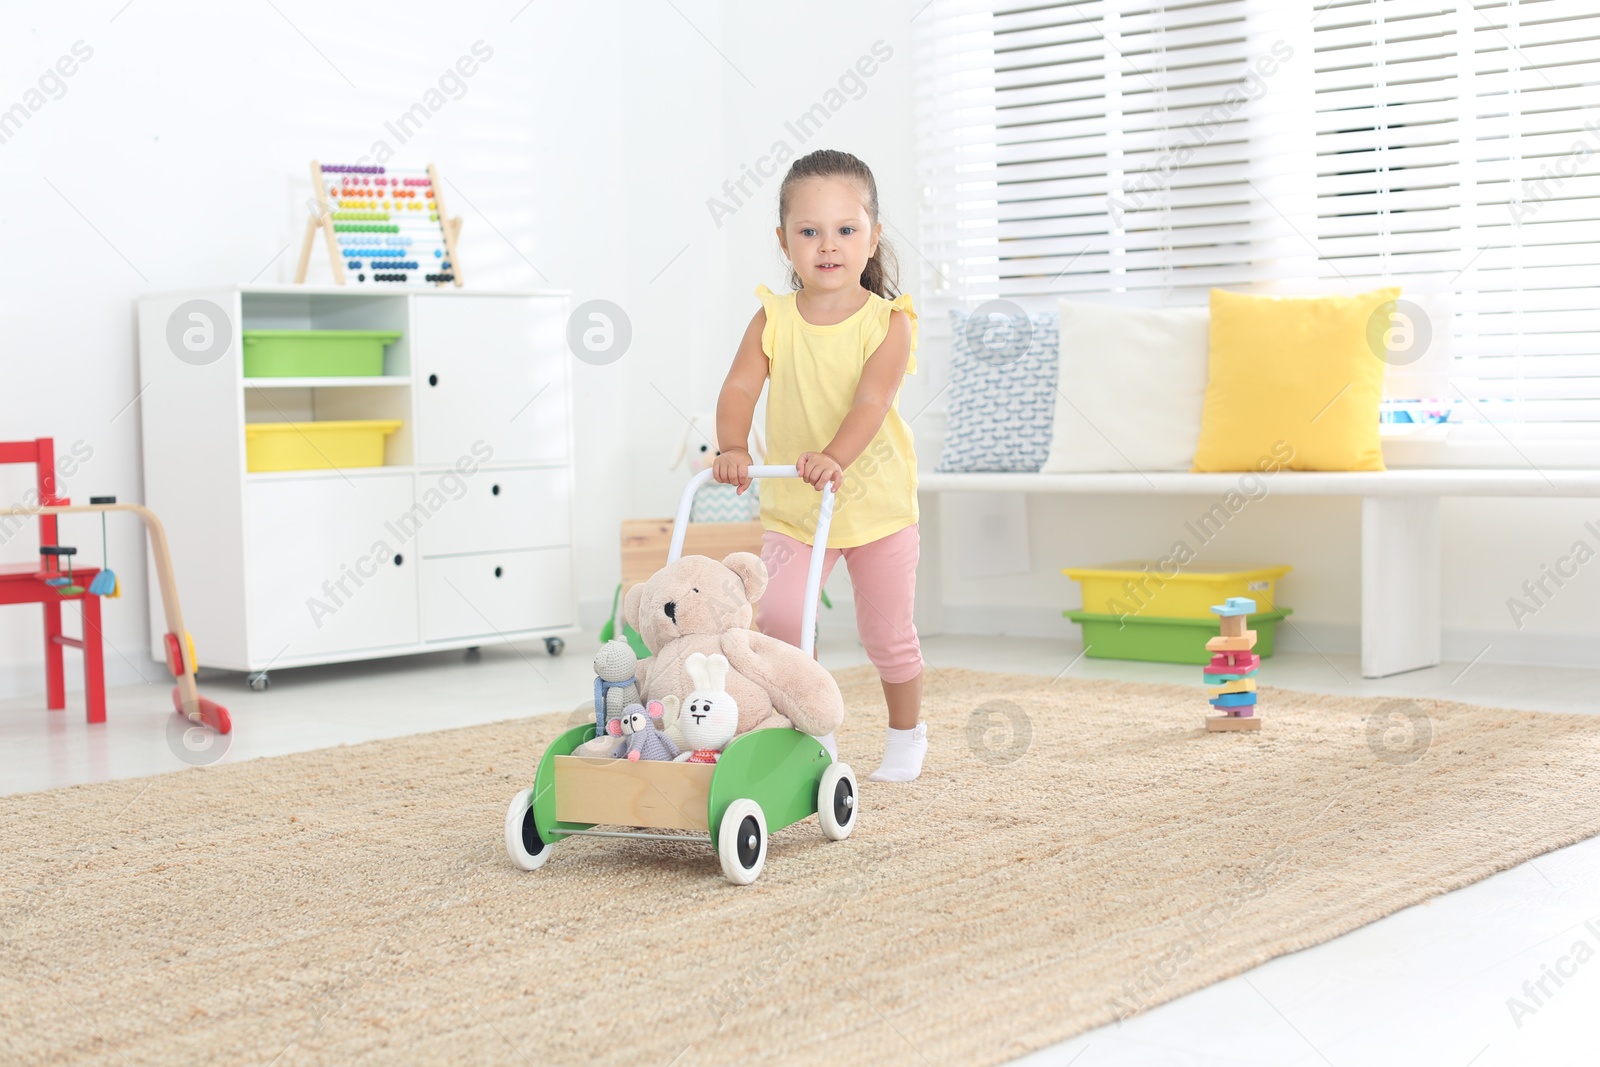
[
  {"x1": 521, "y1": 807, "x2": 545, "y2": 856},
  {"x1": 832, "y1": 779, "x2": 854, "y2": 826},
  {"x1": 736, "y1": 815, "x2": 761, "y2": 869}
]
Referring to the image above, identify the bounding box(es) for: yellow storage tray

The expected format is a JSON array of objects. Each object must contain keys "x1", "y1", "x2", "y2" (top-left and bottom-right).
[
  {"x1": 245, "y1": 419, "x2": 402, "y2": 472},
  {"x1": 1063, "y1": 561, "x2": 1291, "y2": 619}
]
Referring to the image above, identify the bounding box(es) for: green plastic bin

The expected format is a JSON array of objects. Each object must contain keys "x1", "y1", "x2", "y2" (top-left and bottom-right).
[
  {"x1": 1063, "y1": 608, "x2": 1293, "y2": 665},
  {"x1": 241, "y1": 330, "x2": 401, "y2": 378}
]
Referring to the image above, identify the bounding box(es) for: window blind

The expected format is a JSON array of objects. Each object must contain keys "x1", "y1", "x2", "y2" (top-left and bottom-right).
[
  {"x1": 915, "y1": 0, "x2": 1600, "y2": 436},
  {"x1": 1311, "y1": 0, "x2": 1600, "y2": 432}
]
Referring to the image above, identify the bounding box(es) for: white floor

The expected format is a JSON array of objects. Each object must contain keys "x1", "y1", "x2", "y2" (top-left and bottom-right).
[{"x1": 3, "y1": 630, "x2": 1598, "y2": 1065}]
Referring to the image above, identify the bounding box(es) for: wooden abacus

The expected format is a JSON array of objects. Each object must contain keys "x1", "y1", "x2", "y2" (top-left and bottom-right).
[{"x1": 294, "y1": 159, "x2": 464, "y2": 287}]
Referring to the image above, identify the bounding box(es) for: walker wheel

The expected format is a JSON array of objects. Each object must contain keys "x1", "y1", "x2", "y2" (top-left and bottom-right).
[
  {"x1": 504, "y1": 787, "x2": 553, "y2": 871},
  {"x1": 817, "y1": 761, "x2": 858, "y2": 841},
  {"x1": 717, "y1": 798, "x2": 767, "y2": 885}
]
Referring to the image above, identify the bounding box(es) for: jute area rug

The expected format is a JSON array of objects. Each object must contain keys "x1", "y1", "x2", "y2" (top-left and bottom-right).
[{"x1": 4, "y1": 667, "x2": 1599, "y2": 1066}]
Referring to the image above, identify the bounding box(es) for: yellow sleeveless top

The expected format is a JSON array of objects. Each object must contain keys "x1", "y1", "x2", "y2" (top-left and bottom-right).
[{"x1": 754, "y1": 284, "x2": 919, "y2": 549}]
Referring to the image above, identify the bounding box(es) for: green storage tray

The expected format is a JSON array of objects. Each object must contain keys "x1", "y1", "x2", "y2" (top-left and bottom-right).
[
  {"x1": 1063, "y1": 608, "x2": 1293, "y2": 665},
  {"x1": 241, "y1": 330, "x2": 401, "y2": 378}
]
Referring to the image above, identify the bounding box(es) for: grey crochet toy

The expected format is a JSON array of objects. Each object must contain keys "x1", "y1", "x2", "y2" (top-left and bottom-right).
[
  {"x1": 592, "y1": 639, "x2": 640, "y2": 733},
  {"x1": 608, "y1": 701, "x2": 681, "y2": 762},
  {"x1": 571, "y1": 640, "x2": 642, "y2": 758}
]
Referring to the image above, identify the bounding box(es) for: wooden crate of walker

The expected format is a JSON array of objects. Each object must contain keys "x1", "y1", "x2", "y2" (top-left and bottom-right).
[
  {"x1": 554, "y1": 755, "x2": 715, "y2": 831},
  {"x1": 621, "y1": 518, "x2": 765, "y2": 624}
]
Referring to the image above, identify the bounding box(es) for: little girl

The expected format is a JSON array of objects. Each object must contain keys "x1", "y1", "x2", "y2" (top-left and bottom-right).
[{"x1": 711, "y1": 148, "x2": 926, "y2": 784}]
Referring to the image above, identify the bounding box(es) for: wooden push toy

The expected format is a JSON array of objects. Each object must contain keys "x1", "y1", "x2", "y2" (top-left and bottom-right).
[
  {"x1": 2, "y1": 498, "x2": 232, "y2": 735},
  {"x1": 505, "y1": 466, "x2": 857, "y2": 885},
  {"x1": 1206, "y1": 596, "x2": 1261, "y2": 732},
  {"x1": 294, "y1": 159, "x2": 463, "y2": 288}
]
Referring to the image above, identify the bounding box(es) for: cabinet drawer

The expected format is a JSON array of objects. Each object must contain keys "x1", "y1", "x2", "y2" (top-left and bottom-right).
[
  {"x1": 417, "y1": 467, "x2": 569, "y2": 557},
  {"x1": 421, "y1": 548, "x2": 573, "y2": 642}
]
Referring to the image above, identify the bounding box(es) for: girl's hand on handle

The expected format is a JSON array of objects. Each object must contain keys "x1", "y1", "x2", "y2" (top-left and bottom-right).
[
  {"x1": 713, "y1": 447, "x2": 752, "y2": 494},
  {"x1": 797, "y1": 451, "x2": 843, "y2": 492}
]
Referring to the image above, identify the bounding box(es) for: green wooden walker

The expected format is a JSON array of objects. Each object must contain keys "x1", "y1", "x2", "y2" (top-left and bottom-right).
[{"x1": 504, "y1": 465, "x2": 857, "y2": 885}]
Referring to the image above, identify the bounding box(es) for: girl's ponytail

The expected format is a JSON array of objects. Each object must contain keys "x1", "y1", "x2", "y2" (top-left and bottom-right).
[
  {"x1": 778, "y1": 149, "x2": 900, "y2": 300},
  {"x1": 858, "y1": 239, "x2": 900, "y2": 301}
]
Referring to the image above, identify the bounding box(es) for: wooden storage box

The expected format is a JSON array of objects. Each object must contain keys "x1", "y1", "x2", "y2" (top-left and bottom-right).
[
  {"x1": 621, "y1": 518, "x2": 764, "y2": 593},
  {"x1": 553, "y1": 755, "x2": 714, "y2": 831}
]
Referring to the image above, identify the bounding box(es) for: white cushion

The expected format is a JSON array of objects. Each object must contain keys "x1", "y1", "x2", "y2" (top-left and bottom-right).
[{"x1": 1042, "y1": 300, "x2": 1209, "y2": 473}]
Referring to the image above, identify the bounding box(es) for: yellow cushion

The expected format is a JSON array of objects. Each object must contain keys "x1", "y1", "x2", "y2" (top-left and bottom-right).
[{"x1": 1192, "y1": 288, "x2": 1397, "y2": 472}]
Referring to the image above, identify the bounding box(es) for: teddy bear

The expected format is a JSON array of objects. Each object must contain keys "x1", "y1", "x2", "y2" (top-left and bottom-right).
[{"x1": 625, "y1": 552, "x2": 844, "y2": 740}]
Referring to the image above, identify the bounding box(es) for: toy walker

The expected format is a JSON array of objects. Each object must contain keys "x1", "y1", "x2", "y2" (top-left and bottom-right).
[
  {"x1": 504, "y1": 466, "x2": 857, "y2": 885},
  {"x1": 2, "y1": 499, "x2": 232, "y2": 734}
]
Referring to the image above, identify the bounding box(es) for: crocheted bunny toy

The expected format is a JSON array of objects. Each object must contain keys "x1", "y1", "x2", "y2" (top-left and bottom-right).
[
  {"x1": 608, "y1": 701, "x2": 681, "y2": 763},
  {"x1": 673, "y1": 652, "x2": 739, "y2": 764}
]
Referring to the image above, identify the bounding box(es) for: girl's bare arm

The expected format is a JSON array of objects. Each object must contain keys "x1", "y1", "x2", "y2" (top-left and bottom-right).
[{"x1": 713, "y1": 309, "x2": 770, "y2": 493}]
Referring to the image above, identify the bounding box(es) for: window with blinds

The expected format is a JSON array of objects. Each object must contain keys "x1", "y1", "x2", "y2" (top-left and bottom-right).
[{"x1": 915, "y1": 0, "x2": 1600, "y2": 439}]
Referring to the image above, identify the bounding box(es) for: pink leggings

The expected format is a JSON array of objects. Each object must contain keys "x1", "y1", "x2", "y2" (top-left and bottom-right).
[{"x1": 755, "y1": 524, "x2": 923, "y2": 684}]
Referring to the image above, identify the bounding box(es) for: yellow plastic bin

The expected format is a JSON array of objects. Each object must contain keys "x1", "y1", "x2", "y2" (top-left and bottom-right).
[
  {"x1": 245, "y1": 420, "x2": 402, "y2": 472},
  {"x1": 1063, "y1": 562, "x2": 1291, "y2": 619}
]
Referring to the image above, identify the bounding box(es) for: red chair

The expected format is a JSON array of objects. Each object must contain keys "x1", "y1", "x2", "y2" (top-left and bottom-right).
[{"x1": 0, "y1": 437, "x2": 106, "y2": 723}]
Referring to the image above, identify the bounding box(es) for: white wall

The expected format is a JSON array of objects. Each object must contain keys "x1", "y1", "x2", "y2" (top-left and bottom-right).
[
  {"x1": 0, "y1": 0, "x2": 729, "y2": 694},
  {"x1": 1, "y1": 0, "x2": 1594, "y2": 700},
  {"x1": 631, "y1": 1, "x2": 925, "y2": 501}
]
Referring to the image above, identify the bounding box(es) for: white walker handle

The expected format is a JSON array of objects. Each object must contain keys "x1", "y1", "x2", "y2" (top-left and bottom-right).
[{"x1": 667, "y1": 465, "x2": 835, "y2": 657}]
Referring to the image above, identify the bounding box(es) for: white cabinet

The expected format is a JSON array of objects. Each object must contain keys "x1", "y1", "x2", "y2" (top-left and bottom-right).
[{"x1": 137, "y1": 286, "x2": 577, "y2": 675}]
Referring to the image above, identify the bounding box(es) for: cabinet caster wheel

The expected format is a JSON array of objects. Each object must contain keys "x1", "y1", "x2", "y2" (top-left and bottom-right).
[
  {"x1": 464, "y1": 646, "x2": 481, "y2": 660},
  {"x1": 544, "y1": 636, "x2": 565, "y2": 657},
  {"x1": 247, "y1": 672, "x2": 270, "y2": 692}
]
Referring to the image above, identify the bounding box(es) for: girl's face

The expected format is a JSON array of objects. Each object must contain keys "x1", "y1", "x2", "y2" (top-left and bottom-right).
[{"x1": 777, "y1": 176, "x2": 881, "y2": 294}]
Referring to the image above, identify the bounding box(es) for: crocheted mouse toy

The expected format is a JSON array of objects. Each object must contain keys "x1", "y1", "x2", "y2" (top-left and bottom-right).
[{"x1": 608, "y1": 701, "x2": 681, "y2": 762}]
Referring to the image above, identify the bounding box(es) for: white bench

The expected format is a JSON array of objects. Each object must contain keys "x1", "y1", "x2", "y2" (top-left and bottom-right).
[{"x1": 915, "y1": 469, "x2": 1600, "y2": 678}]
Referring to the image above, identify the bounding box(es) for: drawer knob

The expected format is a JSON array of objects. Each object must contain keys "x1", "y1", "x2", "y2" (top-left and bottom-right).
[
  {"x1": 491, "y1": 484, "x2": 500, "y2": 496},
  {"x1": 494, "y1": 566, "x2": 503, "y2": 578},
  {"x1": 427, "y1": 373, "x2": 439, "y2": 387},
  {"x1": 393, "y1": 554, "x2": 404, "y2": 566}
]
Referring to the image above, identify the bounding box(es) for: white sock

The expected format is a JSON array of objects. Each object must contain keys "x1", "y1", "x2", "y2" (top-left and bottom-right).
[
  {"x1": 815, "y1": 732, "x2": 838, "y2": 759},
  {"x1": 869, "y1": 724, "x2": 927, "y2": 783}
]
